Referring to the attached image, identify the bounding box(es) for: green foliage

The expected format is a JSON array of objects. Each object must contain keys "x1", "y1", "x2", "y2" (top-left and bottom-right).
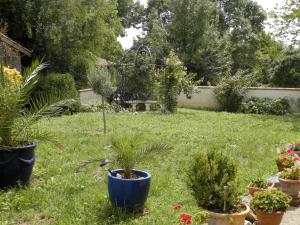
[
  {"x1": 271, "y1": 50, "x2": 300, "y2": 87},
  {"x1": 32, "y1": 72, "x2": 78, "y2": 100},
  {"x1": 187, "y1": 150, "x2": 240, "y2": 212},
  {"x1": 270, "y1": 0, "x2": 300, "y2": 45},
  {"x1": 0, "y1": 60, "x2": 60, "y2": 146},
  {"x1": 241, "y1": 97, "x2": 289, "y2": 115},
  {"x1": 159, "y1": 50, "x2": 197, "y2": 113},
  {"x1": 280, "y1": 166, "x2": 300, "y2": 180},
  {"x1": 214, "y1": 75, "x2": 246, "y2": 112},
  {"x1": 88, "y1": 67, "x2": 116, "y2": 98},
  {"x1": 109, "y1": 133, "x2": 170, "y2": 178},
  {"x1": 249, "y1": 178, "x2": 268, "y2": 189},
  {"x1": 250, "y1": 189, "x2": 291, "y2": 213},
  {"x1": 45, "y1": 99, "x2": 81, "y2": 116},
  {"x1": 0, "y1": 0, "x2": 123, "y2": 88}
]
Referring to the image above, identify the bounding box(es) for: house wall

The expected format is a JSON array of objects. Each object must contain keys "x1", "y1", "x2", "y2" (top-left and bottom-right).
[
  {"x1": 0, "y1": 42, "x2": 22, "y2": 72},
  {"x1": 177, "y1": 86, "x2": 300, "y2": 113}
]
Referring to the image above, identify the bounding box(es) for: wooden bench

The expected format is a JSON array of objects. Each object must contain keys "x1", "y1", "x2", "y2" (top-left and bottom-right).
[{"x1": 125, "y1": 100, "x2": 158, "y2": 112}]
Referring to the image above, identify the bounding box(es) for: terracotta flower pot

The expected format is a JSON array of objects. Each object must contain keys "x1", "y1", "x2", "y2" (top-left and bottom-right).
[
  {"x1": 255, "y1": 210, "x2": 284, "y2": 225},
  {"x1": 248, "y1": 185, "x2": 265, "y2": 196},
  {"x1": 207, "y1": 204, "x2": 250, "y2": 225},
  {"x1": 276, "y1": 162, "x2": 291, "y2": 172},
  {"x1": 279, "y1": 178, "x2": 300, "y2": 197}
]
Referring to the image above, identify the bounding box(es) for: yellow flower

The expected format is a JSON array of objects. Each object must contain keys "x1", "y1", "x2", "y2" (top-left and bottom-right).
[{"x1": 3, "y1": 66, "x2": 23, "y2": 85}]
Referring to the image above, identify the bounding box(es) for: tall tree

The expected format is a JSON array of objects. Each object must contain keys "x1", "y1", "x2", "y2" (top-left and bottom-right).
[{"x1": 0, "y1": 0, "x2": 124, "y2": 88}]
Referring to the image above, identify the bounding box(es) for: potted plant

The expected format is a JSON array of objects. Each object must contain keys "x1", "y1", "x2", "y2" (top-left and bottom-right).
[
  {"x1": 279, "y1": 166, "x2": 300, "y2": 197},
  {"x1": 250, "y1": 189, "x2": 291, "y2": 225},
  {"x1": 275, "y1": 150, "x2": 298, "y2": 171},
  {"x1": 101, "y1": 133, "x2": 169, "y2": 210},
  {"x1": 187, "y1": 150, "x2": 249, "y2": 225},
  {"x1": 0, "y1": 62, "x2": 61, "y2": 189},
  {"x1": 248, "y1": 178, "x2": 271, "y2": 196}
]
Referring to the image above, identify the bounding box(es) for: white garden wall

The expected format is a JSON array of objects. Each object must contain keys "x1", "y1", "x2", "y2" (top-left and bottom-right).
[
  {"x1": 80, "y1": 88, "x2": 102, "y2": 105},
  {"x1": 177, "y1": 86, "x2": 300, "y2": 113},
  {"x1": 80, "y1": 87, "x2": 300, "y2": 113}
]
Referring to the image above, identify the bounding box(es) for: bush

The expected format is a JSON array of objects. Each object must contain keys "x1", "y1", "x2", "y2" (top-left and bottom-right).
[
  {"x1": 32, "y1": 72, "x2": 78, "y2": 99},
  {"x1": 187, "y1": 150, "x2": 240, "y2": 212},
  {"x1": 45, "y1": 99, "x2": 81, "y2": 116},
  {"x1": 214, "y1": 75, "x2": 246, "y2": 112},
  {"x1": 241, "y1": 97, "x2": 289, "y2": 115},
  {"x1": 250, "y1": 189, "x2": 291, "y2": 213},
  {"x1": 272, "y1": 50, "x2": 300, "y2": 87}
]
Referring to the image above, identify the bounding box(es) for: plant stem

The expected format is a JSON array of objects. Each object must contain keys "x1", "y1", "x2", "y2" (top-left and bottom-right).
[{"x1": 101, "y1": 97, "x2": 107, "y2": 135}]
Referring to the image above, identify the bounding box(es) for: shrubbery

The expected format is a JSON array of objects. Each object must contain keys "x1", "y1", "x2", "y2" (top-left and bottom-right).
[
  {"x1": 187, "y1": 150, "x2": 240, "y2": 212},
  {"x1": 214, "y1": 75, "x2": 246, "y2": 112},
  {"x1": 271, "y1": 50, "x2": 300, "y2": 88},
  {"x1": 32, "y1": 72, "x2": 78, "y2": 99},
  {"x1": 241, "y1": 97, "x2": 289, "y2": 115}
]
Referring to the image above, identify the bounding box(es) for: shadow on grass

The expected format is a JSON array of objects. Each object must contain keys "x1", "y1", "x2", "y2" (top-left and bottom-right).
[{"x1": 95, "y1": 200, "x2": 147, "y2": 225}]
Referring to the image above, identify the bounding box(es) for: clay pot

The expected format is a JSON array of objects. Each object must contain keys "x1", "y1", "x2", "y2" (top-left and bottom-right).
[
  {"x1": 207, "y1": 204, "x2": 250, "y2": 225},
  {"x1": 248, "y1": 186, "x2": 266, "y2": 196},
  {"x1": 255, "y1": 210, "x2": 284, "y2": 225},
  {"x1": 279, "y1": 178, "x2": 300, "y2": 197},
  {"x1": 276, "y1": 162, "x2": 290, "y2": 172}
]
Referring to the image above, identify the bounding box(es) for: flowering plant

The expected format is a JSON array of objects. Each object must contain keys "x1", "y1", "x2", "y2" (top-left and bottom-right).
[
  {"x1": 280, "y1": 166, "x2": 300, "y2": 180},
  {"x1": 276, "y1": 149, "x2": 300, "y2": 170},
  {"x1": 173, "y1": 204, "x2": 208, "y2": 225}
]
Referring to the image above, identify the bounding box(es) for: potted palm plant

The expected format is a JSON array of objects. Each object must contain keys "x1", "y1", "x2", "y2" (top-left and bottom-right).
[
  {"x1": 0, "y1": 61, "x2": 60, "y2": 189},
  {"x1": 250, "y1": 189, "x2": 291, "y2": 225},
  {"x1": 279, "y1": 166, "x2": 300, "y2": 197},
  {"x1": 187, "y1": 150, "x2": 249, "y2": 225},
  {"x1": 101, "y1": 133, "x2": 169, "y2": 210}
]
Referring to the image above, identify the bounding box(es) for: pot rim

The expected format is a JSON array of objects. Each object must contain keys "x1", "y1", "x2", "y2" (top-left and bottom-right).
[
  {"x1": 0, "y1": 143, "x2": 36, "y2": 152},
  {"x1": 255, "y1": 210, "x2": 285, "y2": 215},
  {"x1": 108, "y1": 169, "x2": 151, "y2": 181},
  {"x1": 206, "y1": 204, "x2": 250, "y2": 217},
  {"x1": 279, "y1": 177, "x2": 300, "y2": 183}
]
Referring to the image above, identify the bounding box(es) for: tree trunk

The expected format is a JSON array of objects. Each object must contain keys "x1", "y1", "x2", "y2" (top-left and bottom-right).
[{"x1": 101, "y1": 97, "x2": 107, "y2": 135}]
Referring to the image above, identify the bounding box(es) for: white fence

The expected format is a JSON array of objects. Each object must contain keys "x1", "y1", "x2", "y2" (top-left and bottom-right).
[
  {"x1": 178, "y1": 86, "x2": 300, "y2": 113},
  {"x1": 80, "y1": 87, "x2": 300, "y2": 113}
]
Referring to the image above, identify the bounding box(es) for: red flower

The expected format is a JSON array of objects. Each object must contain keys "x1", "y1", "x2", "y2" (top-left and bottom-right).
[
  {"x1": 293, "y1": 158, "x2": 300, "y2": 161},
  {"x1": 174, "y1": 204, "x2": 182, "y2": 210},
  {"x1": 282, "y1": 157, "x2": 288, "y2": 160},
  {"x1": 178, "y1": 213, "x2": 192, "y2": 224},
  {"x1": 287, "y1": 150, "x2": 294, "y2": 156}
]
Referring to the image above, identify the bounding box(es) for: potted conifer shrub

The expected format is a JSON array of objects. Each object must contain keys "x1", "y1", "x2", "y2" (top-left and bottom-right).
[
  {"x1": 187, "y1": 150, "x2": 249, "y2": 225},
  {"x1": 102, "y1": 133, "x2": 169, "y2": 210},
  {"x1": 279, "y1": 166, "x2": 300, "y2": 197},
  {"x1": 250, "y1": 189, "x2": 291, "y2": 225},
  {"x1": 0, "y1": 61, "x2": 61, "y2": 189}
]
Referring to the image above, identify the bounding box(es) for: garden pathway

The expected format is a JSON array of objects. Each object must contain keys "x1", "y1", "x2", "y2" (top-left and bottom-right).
[{"x1": 281, "y1": 207, "x2": 300, "y2": 225}]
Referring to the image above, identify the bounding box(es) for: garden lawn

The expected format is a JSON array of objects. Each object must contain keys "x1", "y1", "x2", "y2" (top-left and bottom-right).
[{"x1": 0, "y1": 109, "x2": 299, "y2": 225}]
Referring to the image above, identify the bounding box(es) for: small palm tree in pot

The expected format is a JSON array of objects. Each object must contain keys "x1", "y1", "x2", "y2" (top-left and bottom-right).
[{"x1": 0, "y1": 61, "x2": 62, "y2": 189}]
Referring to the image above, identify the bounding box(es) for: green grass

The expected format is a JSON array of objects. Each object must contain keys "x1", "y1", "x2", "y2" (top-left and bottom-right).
[{"x1": 0, "y1": 109, "x2": 299, "y2": 224}]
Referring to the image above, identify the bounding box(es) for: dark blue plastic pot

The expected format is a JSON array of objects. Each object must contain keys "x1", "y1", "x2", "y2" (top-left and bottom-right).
[
  {"x1": 0, "y1": 143, "x2": 36, "y2": 189},
  {"x1": 108, "y1": 169, "x2": 151, "y2": 209}
]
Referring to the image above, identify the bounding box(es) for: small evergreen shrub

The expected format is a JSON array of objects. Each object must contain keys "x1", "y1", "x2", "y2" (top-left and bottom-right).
[
  {"x1": 187, "y1": 150, "x2": 240, "y2": 212},
  {"x1": 214, "y1": 75, "x2": 246, "y2": 112},
  {"x1": 32, "y1": 72, "x2": 78, "y2": 99},
  {"x1": 250, "y1": 189, "x2": 290, "y2": 213},
  {"x1": 241, "y1": 97, "x2": 289, "y2": 115}
]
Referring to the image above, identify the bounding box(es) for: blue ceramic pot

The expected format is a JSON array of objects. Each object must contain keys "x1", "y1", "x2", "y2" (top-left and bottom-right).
[
  {"x1": 108, "y1": 169, "x2": 151, "y2": 209},
  {"x1": 0, "y1": 143, "x2": 36, "y2": 189}
]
